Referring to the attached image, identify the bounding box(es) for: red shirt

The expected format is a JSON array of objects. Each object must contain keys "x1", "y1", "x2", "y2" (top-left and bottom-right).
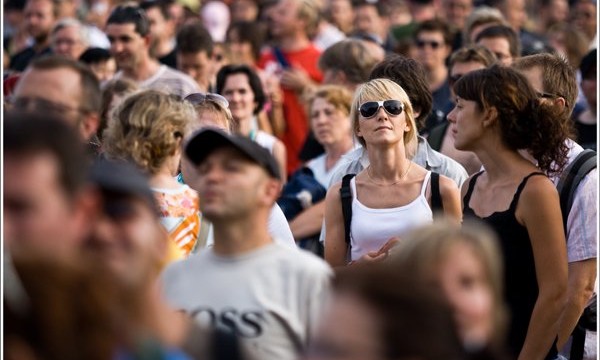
[{"x1": 258, "y1": 45, "x2": 323, "y2": 175}]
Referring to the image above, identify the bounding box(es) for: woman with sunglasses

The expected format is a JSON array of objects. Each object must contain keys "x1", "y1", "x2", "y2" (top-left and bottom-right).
[
  {"x1": 447, "y1": 65, "x2": 569, "y2": 360},
  {"x1": 216, "y1": 64, "x2": 287, "y2": 180},
  {"x1": 324, "y1": 78, "x2": 461, "y2": 267}
]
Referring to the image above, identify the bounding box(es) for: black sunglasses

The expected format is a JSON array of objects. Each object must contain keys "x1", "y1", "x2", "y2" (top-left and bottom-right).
[
  {"x1": 416, "y1": 39, "x2": 442, "y2": 49},
  {"x1": 184, "y1": 92, "x2": 229, "y2": 109},
  {"x1": 359, "y1": 100, "x2": 404, "y2": 118}
]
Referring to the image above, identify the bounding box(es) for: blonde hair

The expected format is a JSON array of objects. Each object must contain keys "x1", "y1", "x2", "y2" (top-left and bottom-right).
[
  {"x1": 350, "y1": 78, "x2": 418, "y2": 158},
  {"x1": 308, "y1": 85, "x2": 353, "y2": 116},
  {"x1": 389, "y1": 219, "x2": 508, "y2": 349},
  {"x1": 192, "y1": 100, "x2": 234, "y2": 132},
  {"x1": 103, "y1": 90, "x2": 195, "y2": 174}
]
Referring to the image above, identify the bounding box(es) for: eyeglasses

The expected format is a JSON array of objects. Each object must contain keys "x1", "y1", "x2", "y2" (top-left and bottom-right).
[
  {"x1": 416, "y1": 39, "x2": 442, "y2": 49},
  {"x1": 9, "y1": 96, "x2": 90, "y2": 115},
  {"x1": 359, "y1": 100, "x2": 404, "y2": 118},
  {"x1": 184, "y1": 92, "x2": 229, "y2": 109}
]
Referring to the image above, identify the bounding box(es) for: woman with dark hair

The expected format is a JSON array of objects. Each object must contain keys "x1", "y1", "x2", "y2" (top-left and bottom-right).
[
  {"x1": 447, "y1": 64, "x2": 569, "y2": 360},
  {"x1": 217, "y1": 64, "x2": 287, "y2": 179}
]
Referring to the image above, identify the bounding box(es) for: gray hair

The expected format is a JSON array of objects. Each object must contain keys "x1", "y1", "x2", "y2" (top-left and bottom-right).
[{"x1": 52, "y1": 18, "x2": 89, "y2": 47}]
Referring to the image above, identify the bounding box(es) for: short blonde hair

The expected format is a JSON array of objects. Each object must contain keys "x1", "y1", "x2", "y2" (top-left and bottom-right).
[
  {"x1": 308, "y1": 85, "x2": 353, "y2": 117},
  {"x1": 103, "y1": 90, "x2": 195, "y2": 174},
  {"x1": 350, "y1": 78, "x2": 418, "y2": 158},
  {"x1": 389, "y1": 219, "x2": 508, "y2": 349},
  {"x1": 192, "y1": 100, "x2": 234, "y2": 132}
]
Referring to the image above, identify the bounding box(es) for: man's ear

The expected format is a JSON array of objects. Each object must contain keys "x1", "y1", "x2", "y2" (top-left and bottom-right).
[
  {"x1": 262, "y1": 177, "x2": 283, "y2": 206},
  {"x1": 553, "y1": 96, "x2": 567, "y2": 110},
  {"x1": 81, "y1": 113, "x2": 100, "y2": 142}
]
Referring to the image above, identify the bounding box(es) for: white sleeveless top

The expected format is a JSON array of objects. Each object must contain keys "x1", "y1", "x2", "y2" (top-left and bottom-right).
[
  {"x1": 350, "y1": 171, "x2": 434, "y2": 261},
  {"x1": 254, "y1": 130, "x2": 276, "y2": 154}
]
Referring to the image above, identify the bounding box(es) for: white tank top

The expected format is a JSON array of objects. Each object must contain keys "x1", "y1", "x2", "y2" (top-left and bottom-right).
[
  {"x1": 254, "y1": 130, "x2": 276, "y2": 154},
  {"x1": 350, "y1": 171, "x2": 434, "y2": 261}
]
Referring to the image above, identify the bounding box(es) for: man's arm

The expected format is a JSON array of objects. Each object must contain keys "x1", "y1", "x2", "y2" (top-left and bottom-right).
[
  {"x1": 558, "y1": 259, "x2": 597, "y2": 348},
  {"x1": 289, "y1": 201, "x2": 326, "y2": 241}
]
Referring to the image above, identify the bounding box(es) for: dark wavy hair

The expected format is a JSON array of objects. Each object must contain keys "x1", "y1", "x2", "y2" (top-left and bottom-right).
[
  {"x1": 453, "y1": 65, "x2": 569, "y2": 175},
  {"x1": 216, "y1": 64, "x2": 266, "y2": 116}
]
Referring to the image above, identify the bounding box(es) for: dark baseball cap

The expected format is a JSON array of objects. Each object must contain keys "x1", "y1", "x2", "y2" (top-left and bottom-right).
[
  {"x1": 88, "y1": 158, "x2": 158, "y2": 212},
  {"x1": 185, "y1": 129, "x2": 281, "y2": 180}
]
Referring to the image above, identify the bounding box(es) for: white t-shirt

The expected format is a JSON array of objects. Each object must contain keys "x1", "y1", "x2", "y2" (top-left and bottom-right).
[
  {"x1": 205, "y1": 204, "x2": 297, "y2": 250},
  {"x1": 161, "y1": 243, "x2": 332, "y2": 360}
]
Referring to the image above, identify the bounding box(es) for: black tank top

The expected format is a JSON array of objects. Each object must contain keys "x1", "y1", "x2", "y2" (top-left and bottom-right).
[{"x1": 463, "y1": 171, "x2": 558, "y2": 359}]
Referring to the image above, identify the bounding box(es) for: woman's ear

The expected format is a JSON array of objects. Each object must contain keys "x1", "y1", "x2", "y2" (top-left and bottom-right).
[{"x1": 482, "y1": 106, "x2": 498, "y2": 128}]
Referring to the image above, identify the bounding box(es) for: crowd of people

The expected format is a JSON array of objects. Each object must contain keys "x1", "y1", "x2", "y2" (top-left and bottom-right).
[{"x1": 2, "y1": 0, "x2": 598, "y2": 358}]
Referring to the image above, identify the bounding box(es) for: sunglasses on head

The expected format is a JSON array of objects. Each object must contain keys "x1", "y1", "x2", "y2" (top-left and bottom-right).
[
  {"x1": 184, "y1": 92, "x2": 229, "y2": 109},
  {"x1": 359, "y1": 100, "x2": 404, "y2": 118},
  {"x1": 416, "y1": 39, "x2": 442, "y2": 49}
]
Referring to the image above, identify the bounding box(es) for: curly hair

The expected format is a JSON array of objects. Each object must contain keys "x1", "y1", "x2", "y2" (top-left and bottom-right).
[
  {"x1": 453, "y1": 65, "x2": 569, "y2": 175},
  {"x1": 103, "y1": 90, "x2": 196, "y2": 175}
]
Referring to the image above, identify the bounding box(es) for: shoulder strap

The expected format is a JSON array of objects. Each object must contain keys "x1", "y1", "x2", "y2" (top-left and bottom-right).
[
  {"x1": 557, "y1": 149, "x2": 597, "y2": 235},
  {"x1": 340, "y1": 174, "x2": 356, "y2": 247},
  {"x1": 430, "y1": 172, "x2": 443, "y2": 212},
  {"x1": 508, "y1": 172, "x2": 547, "y2": 211},
  {"x1": 427, "y1": 122, "x2": 449, "y2": 151},
  {"x1": 462, "y1": 171, "x2": 484, "y2": 211}
]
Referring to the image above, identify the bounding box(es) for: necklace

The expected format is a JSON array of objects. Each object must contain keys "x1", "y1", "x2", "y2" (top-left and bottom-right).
[{"x1": 366, "y1": 162, "x2": 412, "y2": 186}]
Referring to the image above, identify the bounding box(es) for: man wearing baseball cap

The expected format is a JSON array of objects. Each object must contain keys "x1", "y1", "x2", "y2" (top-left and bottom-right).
[{"x1": 162, "y1": 129, "x2": 332, "y2": 360}]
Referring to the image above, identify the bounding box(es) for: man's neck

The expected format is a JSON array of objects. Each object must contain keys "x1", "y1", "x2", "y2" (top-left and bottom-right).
[
  {"x1": 123, "y1": 56, "x2": 161, "y2": 82},
  {"x1": 211, "y1": 215, "x2": 273, "y2": 256},
  {"x1": 277, "y1": 33, "x2": 311, "y2": 52},
  {"x1": 155, "y1": 38, "x2": 175, "y2": 58},
  {"x1": 33, "y1": 35, "x2": 50, "y2": 52},
  {"x1": 427, "y1": 66, "x2": 448, "y2": 92}
]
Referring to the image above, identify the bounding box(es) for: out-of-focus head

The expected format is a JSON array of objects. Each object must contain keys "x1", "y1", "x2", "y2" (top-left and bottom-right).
[
  {"x1": 84, "y1": 158, "x2": 167, "y2": 286},
  {"x1": 547, "y1": 23, "x2": 589, "y2": 68},
  {"x1": 226, "y1": 21, "x2": 266, "y2": 65},
  {"x1": 442, "y1": 0, "x2": 473, "y2": 30},
  {"x1": 79, "y1": 47, "x2": 117, "y2": 82},
  {"x1": 216, "y1": 64, "x2": 266, "y2": 119},
  {"x1": 305, "y1": 264, "x2": 467, "y2": 360},
  {"x1": 184, "y1": 129, "x2": 282, "y2": 221},
  {"x1": 308, "y1": 85, "x2": 354, "y2": 147},
  {"x1": 12, "y1": 55, "x2": 101, "y2": 141},
  {"x1": 475, "y1": 24, "x2": 520, "y2": 65},
  {"x1": 24, "y1": 0, "x2": 57, "y2": 43},
  {"x1": 184, "y1": 92, "x2": 233, "y2": 132},
  {"x1": 230, "y1": 0, "x2": 259, "y2": 22},
  {"x1": 572, "y1": 0, "x2": 597, "y2": 42},
  {"x1": 350, "y1": 78, "x2": 418, "y2": 156},
  {"x1": 140, "y1": 0, "x2": 176, "y2": 52},
  {"x1": 319, "y1": 39, "x2": 380, "y2": 88},
  {"x1": 268, "y1": 0, "x2": 320, "y2": 40},
  {"x1": 352, "y1": 0, "x2": 390, "y2": 42},
  {"x1": 369, "y1": 55, "x2": 432, "y2": 131},
  {"x1": 106, "y1": 5, "x2": 152, "y2": 72},
  {"x1": 176, "y1": 20, "x2": 215, "y2": 91},
  {"x1": 413, "y1": 18, "x2": 454, "y2": 70},
  {"x1": 448, "y1": 45, "x2": 497, "y2": 97},
  {"x1": 4, "y1": 111, "x2": 91, "y2": 259},
  {"x1": 103, "y1": 89, "x2": 195, "y2": 175},
  {"x1": 389, "y1": 220, "x2": 507, "y2": 349},
  {"x1": 50, "y1": 18, "x2": 89, "y2": 60},
  {"x1": 463, "y1": 6, "x2": 506, "y2": 44}
]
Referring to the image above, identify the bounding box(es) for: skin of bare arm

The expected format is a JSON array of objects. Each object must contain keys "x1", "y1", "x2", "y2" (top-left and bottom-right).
[{"x1": 516, "y1": 176, "x2": 567, "y2": 360}]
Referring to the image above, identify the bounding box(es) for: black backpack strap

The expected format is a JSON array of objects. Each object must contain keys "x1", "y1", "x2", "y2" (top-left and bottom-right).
[
  {"x1": 430, "y1": 172, "x2": 443, "y2": 212},
  {"x1": 557, "y1": 149, "x2": 597, "y2": 235},
  {"x1": 340, "y1": 174, "x2": 356, "y2": 247}
]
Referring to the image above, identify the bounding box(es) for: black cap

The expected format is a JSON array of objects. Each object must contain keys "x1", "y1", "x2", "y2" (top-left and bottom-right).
[
  {"x1": 88, "y1": 158, "x2": 157, "y2": 210},
  {"x1": 185, "y1": 129, "x2": 281, "y2": 180}
]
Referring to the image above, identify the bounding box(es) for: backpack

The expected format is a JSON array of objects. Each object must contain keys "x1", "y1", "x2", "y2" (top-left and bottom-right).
[
  {"x1": 555, "y1": 149, "x2": 597, "y2": 360},
  {"x1": 556, "y1": 149, "x2": 597, "y2": 235},
  {"x1": 340, "y1": 172, "x2": 443, "y2": 248}
]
